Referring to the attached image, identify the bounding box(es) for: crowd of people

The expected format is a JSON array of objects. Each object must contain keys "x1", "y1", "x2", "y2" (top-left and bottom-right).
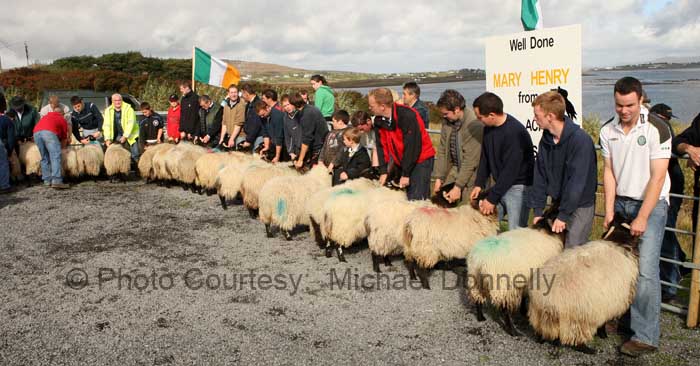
[{"x1": 0, "y1": 74, "x2": 698, "y2": 357}]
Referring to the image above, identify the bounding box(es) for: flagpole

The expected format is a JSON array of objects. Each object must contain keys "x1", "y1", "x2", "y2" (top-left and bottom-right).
[{"x1": 191, "y1": 46, "x2": 196, "y2": 92}]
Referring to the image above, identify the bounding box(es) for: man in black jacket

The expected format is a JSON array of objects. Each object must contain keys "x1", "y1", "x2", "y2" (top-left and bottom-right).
[
  {"x1": 290, "y1": 92, "x2": 328, "y2": 169},
  {"x1": 470, "y1": 92, "x2": 534, "y2": 230},
  {"x1": 236, "y1": 83, "x2": 265, "y2": 152},
  {"x1": 528, "y1": 91, "x2": 597, "y2": 246},
  {"x1": 70, "y1": 96, "x2": 103, "y2": 144},
  {"x1": 178, "y1": 81, "x2": 200, "y2": 140}
]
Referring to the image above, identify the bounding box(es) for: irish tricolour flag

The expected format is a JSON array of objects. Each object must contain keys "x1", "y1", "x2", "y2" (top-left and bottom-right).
[
  {"x1": 193, "y1": 47, "x2": 241, "y2": 88},
  {"x1": 521, "y1": 0, "x2": 543, "y2": 31}
]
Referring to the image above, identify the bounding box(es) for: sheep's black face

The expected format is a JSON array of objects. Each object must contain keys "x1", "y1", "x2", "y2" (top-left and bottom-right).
[{"x1": 602, "y1": 213, "x2": 640, "y2": 250}]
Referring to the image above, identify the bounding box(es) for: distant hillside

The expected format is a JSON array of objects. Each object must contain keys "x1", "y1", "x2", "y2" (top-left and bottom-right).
[{"x1": 223, "y1": 59, "x2": 317, "y2": 76}]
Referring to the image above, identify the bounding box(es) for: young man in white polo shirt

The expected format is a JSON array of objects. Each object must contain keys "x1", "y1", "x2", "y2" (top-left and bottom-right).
[{"x1": 600, "y1": 76, "x2": 671, "y2": 357}]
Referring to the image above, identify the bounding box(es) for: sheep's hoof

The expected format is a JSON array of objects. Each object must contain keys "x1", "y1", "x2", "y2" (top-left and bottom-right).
[
  {"x1": 219, "y1": 195, "x2": 228, "y2": 210},
  {"x1": 416, "y1": 268, "x2": 430, "y2": 289},
  {"x1": 502, "y1": 313, "x2": 520, "y2": 337},
  {"x1": 371, "y1": 253, "x2": 382, "y2": 273},
  {"x1": 406, "y1": 260, "x2": 418, "y2": 281},
  {"x1": 324, "y1": 242, "x2": 333, "y2": 258},
  {"x1": 572, "y1": 344, "x2": 598, "y2": 355},
  {"x1": 383, "y1": 256, "x2": 392, "y2": 267},
  {"x1": 265, "y1": 224, "x2": 274, "y2": 238},
  {"x1": 283, "y1": 230, "x2": 293, "y2": 241},
  {"x1": 596, "y1": 326, "x2": 608, "y2": 339},
  {"x1": 182, "y1": 184, "x2": 189, "y2": 191},
  {"x1": 206, "y1": 189, "x2": 214, "y2": 196},
  {"x1": 336, "y1": 246, "x2": 346, "y2": 263},
  {"x1": 475, "y1": 303, "x2": 486, "y2": 322},
  {"x1": 247, "y1": 208, "x2": 258, "y2": 219}
]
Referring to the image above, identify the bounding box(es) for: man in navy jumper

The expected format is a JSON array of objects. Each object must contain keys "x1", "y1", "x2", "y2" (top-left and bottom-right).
[
  {"x1": 470, "y1": 92, "x2": 534, "y2": 230},
  {"x1": 529, "y1": 91, "x2": 597, "y2": 246}
]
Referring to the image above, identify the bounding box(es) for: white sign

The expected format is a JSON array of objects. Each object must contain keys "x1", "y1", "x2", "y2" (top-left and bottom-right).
[{"x1": 485, "y1": 24, "x2": 582, "y2": 148}]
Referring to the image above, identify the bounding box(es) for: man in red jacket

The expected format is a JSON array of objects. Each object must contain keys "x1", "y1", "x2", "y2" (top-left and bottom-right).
[
  {"x1": 33, "y1": 107, "x2": 70, "y2": 189},
  {"x1": 368, "y1": 88, "x2": 435, "y2": 200}
]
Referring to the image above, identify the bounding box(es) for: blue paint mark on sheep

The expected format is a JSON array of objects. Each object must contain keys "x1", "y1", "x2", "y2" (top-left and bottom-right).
[
  {"x1": 331, "y1": 188, "x2": 356, "y2": 197},
  {"x1": 472, "y1": 236, "x2": 510, "y2": 256},
  {"x1": 276, "y1": 199, "x2": 287, "y2": 218}
]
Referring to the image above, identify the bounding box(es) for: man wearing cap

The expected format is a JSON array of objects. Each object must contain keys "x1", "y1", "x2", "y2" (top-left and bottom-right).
[
  {"x1": 8, "y1": 96, "x2": 40, "y2": 144},
  {"x1": 104, "y1": 94, "x2": 140, "y2": 163},
  {"x1": 600, "y1": 77, "x2": 671, "y2": 357},
  {"x1": 70, "y1": 96, "x2": 103, "y2": 144},
  {"x1": 649, "y1": 103, "x2": 686, "y2": 303}
]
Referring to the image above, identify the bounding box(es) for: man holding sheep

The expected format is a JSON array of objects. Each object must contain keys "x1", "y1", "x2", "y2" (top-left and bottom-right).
[
  {"x1": 368, "y1": 87, "x2": 435, "y2": 200},
  {"x1": 104, "y1": 94, "x2": 140, "y2": 164},
  {"x1": 600, "y1": 76, "x2": 670, "y2": 357},
  {"x1": 529, "y1": 91, "x2": 597, "y2": 247},
  {"x1": 432, "y1": 89, "x2": 482, "y2": 204}
]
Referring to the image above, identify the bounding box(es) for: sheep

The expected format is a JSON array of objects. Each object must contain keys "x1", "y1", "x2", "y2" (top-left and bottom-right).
[
  {"x1": 467, "y1": 210, "x2": 564, "y2": 337},
  {"x1": 18, "y1": 141, "x2": 41, "y2": 179},
  {"x1": 527, "y1": 216, "x2": 639, "y2": 354},
  {"x1": 402, "y1": 203, "x2": 499, "y2": 289},
  {"x1": 8, "y1": 151, "x2": 22, "y2": 183},
  {"x1": 321, "y1": 186, "x2": 407, "y2": 262},
  {"x1": 306, "y1": 178, "x2": 378, "y2": 248},
  {"x1": 138, "y1": 143, "x2": 172, "y2": 182},
  {"x1": 215, "y1": 156, "x2": 264, "y2": 210},
  {"x1": 161, "y1": 142, "x2": 198, "y2": 187},
  {"x1": 61, "y1": 146, "x2": 81, "y2": 179},
  {"x1": 257, "y1": 165, "x2": 332, "y2": 239},
  {"x1": 174, "y1": 143, "x2": 208, "y2": 192},
  {"x1": 103, "y1": 143, "x2": 132, "y2": 182},
  {"x1": 151, "y1": 142, "x2": 177, "y2": 184},
  {"x1": 196, "y1": 152, "x2": 247, "y2": 195},
  {"x1": 365, "y1": 199, "x2": 436, "y2": 273},
  {"x1": 76, "y1": 143, "x2": 104, "y2": 179},
  {"x1": 240, "y1": 162, "x2": 299, "y2": 218}
]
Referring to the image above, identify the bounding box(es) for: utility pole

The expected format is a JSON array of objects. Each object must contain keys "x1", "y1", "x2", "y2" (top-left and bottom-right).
[{"x1": 24, "y1": 41, "x2": 29, "y2": 66}]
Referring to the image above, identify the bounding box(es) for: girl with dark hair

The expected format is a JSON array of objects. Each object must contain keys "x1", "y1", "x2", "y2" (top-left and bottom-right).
[{"x1": 310, "y1": 74, "x2": 335, "y2": 123}]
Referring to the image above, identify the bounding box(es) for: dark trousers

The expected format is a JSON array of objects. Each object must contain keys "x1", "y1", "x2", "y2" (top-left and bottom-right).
[{"x1": 406, "y1": 157, "x2": 434, "y2": 201}]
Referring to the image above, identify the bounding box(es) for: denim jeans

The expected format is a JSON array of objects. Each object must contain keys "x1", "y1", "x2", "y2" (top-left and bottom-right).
[
  {"x1": 33, "y1": 130, "x2": 63, "y2": 184},
  {"x1": 497, "y1": 185, "x2": 530, "y2": 231},
  {"x1": 0, "y1": 140, "x2": 10, "y2": 189},
  {"x1": 406, "y1": 157, "x2": 434, "y2": 201},
  {"x1": 235, "y1": 136, "x2": 264, "y2": 152},
  {"x1": 616, "y1": 197, "x2": 667, "y2": 347},
  {"x1": 660, "y1": 197, "x2": 685, "y2": 297}
]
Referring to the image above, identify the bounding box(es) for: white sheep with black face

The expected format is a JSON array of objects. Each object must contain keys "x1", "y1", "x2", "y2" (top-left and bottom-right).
[
  {"x1": 19, "y1": 141, "x2": 41, "y2": 177},
  {"x1": 240, "y1": 162, "x2": 298, "y2": 218},
  {"x1": 103, "y1": 143, "x2": 131, "y2": 181},
  {"x1": 138, "y1": 142, "x2": 172, "y2": 181},
  {"x1": 77, "y1": 143, "x2": 104, "y2": 178}
]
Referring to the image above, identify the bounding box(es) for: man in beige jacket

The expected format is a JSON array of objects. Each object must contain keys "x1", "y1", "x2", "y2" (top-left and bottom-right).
[{"x1": 221, "y1": 84, "x2": 246, "y2": 147}]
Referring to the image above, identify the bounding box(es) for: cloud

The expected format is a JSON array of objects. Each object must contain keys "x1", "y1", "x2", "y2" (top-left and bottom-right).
[{"x1": 0, "y1": 0, "x2": 698, "y2": 72}]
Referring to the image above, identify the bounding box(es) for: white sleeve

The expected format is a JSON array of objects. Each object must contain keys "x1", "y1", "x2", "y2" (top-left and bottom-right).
[{"x1": 649, "y1": 126, "x2": 672, "y2": 160}]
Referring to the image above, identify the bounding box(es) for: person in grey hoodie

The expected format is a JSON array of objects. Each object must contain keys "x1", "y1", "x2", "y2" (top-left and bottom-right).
[{"x1": 529, "y1": 91, "x2": 597, "y2": 247}]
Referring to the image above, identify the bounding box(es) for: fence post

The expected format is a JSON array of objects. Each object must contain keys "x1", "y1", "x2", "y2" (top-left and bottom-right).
[{"x1": 687, "y1": 207, "x2": 700, "y2": 328}]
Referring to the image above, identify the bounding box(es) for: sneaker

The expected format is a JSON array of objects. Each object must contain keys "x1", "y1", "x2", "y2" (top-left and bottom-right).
[
  {"x1": 51, "y1": 182, "x2": 70, "y2": 189},
  {"x1": 620, "y1": 340, "x2": 657, "y2": 357}
]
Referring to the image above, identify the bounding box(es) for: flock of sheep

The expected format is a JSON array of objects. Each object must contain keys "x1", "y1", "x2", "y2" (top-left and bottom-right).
[{"x1": 11, "y1": 140, "x2": 641, "y2": 354}]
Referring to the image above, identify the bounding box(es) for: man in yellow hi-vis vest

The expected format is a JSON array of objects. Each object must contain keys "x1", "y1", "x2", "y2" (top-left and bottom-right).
[{"x1": 104, "y1": 93, "x2": 140, "y2": 163}]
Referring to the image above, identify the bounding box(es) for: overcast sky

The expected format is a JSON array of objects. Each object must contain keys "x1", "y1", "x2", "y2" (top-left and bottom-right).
[{"x1": 0, "y1": 0, "x2": 697, "y2": 73}]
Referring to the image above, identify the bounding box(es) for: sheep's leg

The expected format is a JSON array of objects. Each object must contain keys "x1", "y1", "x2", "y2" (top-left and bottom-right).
[
  {"x1": 265, "y1": 223, "x2": 274, "y2": 238},
  {"x1": 519, "y1": 296, "x2": 529, "y2": 318},
  {"x1": 383, "y1": 256, "x2": 392, "y2": 267},
  {"x1": 206, "y1": 189, "x2": 214, "y2": 196},
  {"x1": 310, "y1": 219, "x2": 325, "y2": 249},
  {"x1": 371, "y1": 253, "x2": 382, "y2": 273},
  {"x1": 335, "y1": 245, "x2": 346, "y2": 263},
  {"x1": 416, "y1": 267, "x2": 430, "y2": 290},
  {"x1": 572, "y1": 344, "x2": 597, "y2": 355},
  {"x1": 190, "y1": 184, "x2": 197, "y2": 193},
  {"x1": 501, "y1": 311, "x2": 520, "y2": 337},
  {"x1": 282, "y1": 230, "x2": 293, "y2": 241},
  {"x1": 247, "y1": 208, "x2": 258, "y2": 219},
  {"x1": 596, "y1": 325, "x2": 608, "y2": 339},
  {"x1": 405, "y1": 259, "x2": 417, "y2": 281},
  {"x1": 475, "y1": 303, "x2": 486, "y2": 322},
  {"x1": 324, "y1": 241, "x2": 333, "y2": 258},
  {"x1": 219, "y1": 195, "x2": 228, "y2": 210}
]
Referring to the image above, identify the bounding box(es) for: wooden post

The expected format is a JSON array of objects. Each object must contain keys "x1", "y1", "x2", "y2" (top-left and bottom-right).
[
  {"x1": 191, "y1": 46, "x2": 196, "y2": 92},
  {"x1": 687, "y1": 205, "x2": 700, "y2": 328}
]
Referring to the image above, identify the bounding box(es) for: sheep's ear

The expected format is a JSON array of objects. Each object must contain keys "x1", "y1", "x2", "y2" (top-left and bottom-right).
[{"x1": 603, "y1": 225, "x2": 616, "y2": 240}]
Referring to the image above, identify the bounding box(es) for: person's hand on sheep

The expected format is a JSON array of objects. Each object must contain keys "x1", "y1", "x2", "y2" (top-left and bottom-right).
[
  {"x1": 80, "y1": 138, "x2": 90, "y2": 145},
  {"x1": 445, "y1": 185, "x2": 462, "y2": 203},
  {"x1": 629, "y1": 216, "x2": 647, "y2": 237},
  {"x1": 340, "y1": 172, "x2": 348, "y2": 181},
  {"x1": 551, "y1": 219, "x2": 566, "y2": 233},
  {"x1": 470, "y1": 186, "x2": 482, "y2": 201},
  {"x1": 201, "y1": 135, "x2": 210, "y2": 144},
  {"x1": 399, "y1": 176, "x2": 410, "y2": 188},
  {"x1": 379, "y1": 174, "x2": 388, "y2": 186},
  {"x1": 105, "y1": 140, "x2": 112, "y2": 147},
  {"x1": 119, "y1": 136, "x2": 127, "y2": 144},
  {"x1": 603, "y1": 212, "x2": 614, "y2": 230},
  {"x1": 294, "y1": 159, "x2": 304, "y2": 169},
  {"x1": 479, "y1": 199, "x2": 496, "y2": 216},
  {"x1": 433, "y1": 179, "x2": 442, "y2": 193},
  {"x1": 327, "y1": 163, "x2": 334, "y2": 172}
]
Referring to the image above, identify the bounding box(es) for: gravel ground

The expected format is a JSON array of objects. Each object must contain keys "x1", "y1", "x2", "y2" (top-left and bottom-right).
[{"x1": 0, "y1": 180, "x2": 698, "y2": 366}]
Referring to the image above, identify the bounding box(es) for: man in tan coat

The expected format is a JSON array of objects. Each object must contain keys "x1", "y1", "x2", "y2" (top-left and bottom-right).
[
  {"x1": 221, "y1": 84, "x2": 246, "y2": 147},
  {"x1": 432, "y1": 89, "x2": 483, "y2": 203}
]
